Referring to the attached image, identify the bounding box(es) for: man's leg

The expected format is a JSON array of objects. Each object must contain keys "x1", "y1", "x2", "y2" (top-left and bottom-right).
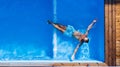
[{"x1": 48, "y1": 20, "x2": 66, "y2": 32}]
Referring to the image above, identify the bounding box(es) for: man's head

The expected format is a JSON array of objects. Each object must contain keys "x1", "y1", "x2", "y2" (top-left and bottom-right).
[{"x1": 83, "y1": 37, "x2": 89, "y2": 43}]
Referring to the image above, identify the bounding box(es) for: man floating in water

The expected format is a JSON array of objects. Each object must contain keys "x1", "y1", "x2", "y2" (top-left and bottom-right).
[{"x1": 47, "y1": 19, "x2": 97, "y2": 61}]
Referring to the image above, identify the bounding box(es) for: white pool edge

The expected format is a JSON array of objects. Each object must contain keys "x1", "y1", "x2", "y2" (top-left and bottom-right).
[{"x1": 0, "y1": 60, "x2": 104, "y2": 66}]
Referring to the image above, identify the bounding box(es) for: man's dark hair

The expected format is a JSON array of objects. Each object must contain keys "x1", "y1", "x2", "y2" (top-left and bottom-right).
[{"x1": 85, "y1": 38, "x2": 89, "y2": 43}]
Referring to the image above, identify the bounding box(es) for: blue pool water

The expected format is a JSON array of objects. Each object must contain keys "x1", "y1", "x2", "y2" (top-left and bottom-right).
[{"x1": 0, "y1": 0, "x2": 104, "y2": 62}]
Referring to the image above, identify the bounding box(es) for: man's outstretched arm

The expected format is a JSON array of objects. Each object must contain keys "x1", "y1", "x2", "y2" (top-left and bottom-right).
[
  {"x1": 71, "y1": 42, "x2": 83, "y2": 61},
  {"x1": 47, "y1": 20, "x2": 54, "y2": 24},
  {"x1": 85, "y1": 19, "x2": 97, "y2": 36}
]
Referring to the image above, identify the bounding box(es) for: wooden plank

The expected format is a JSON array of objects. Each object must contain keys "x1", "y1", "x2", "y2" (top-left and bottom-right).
[
  {"x1": 116, "y1": 32, "x2": 120, "y2": 34},
  {"x1": 116, "y1": 17, "x2": 120, "y2": 22},
  {"x1": 116, "y1": 0, "x2": 120, "y2": 65},
  {"x1": 116, "y1": 47, "x2": 120, "y2": 55},
  {"x1": 87, "y1": 63, "x2": 99, "y2": 66},
  {"x1": 52, "y1": 63, "x2": 104, "y2": 66},
  {"x1": 116, "y1": 59, "x2": 120, "y2": 66},
  {"x1": 105, "y1": 1, "x2": 109, "y2": 65},
  {"x1": 116, "y1": 27, "x2": 120, "y2": 30},
  {"x1": 116, "y1": 45, "x2": 120, "y2": 49},
  {"x1": 116, "y1": 34, "x2": 120, "y2": 38},
  {"x1": 79, "y1": 63, "x2": 88, "y2": 66},
  {"x1": 108, "y1": 0, "x2": 112, "y2": 65},
  {"x1": 116, "y1": 29, "x2": 120, "y2": 32},
  {"x1": 116, "y1": 27, "x2": 120, "y2": 29},
  {"x1": 116, "y1": 54, "x2": 120, "y2": 57},
  {"x1": 53, "y1": 63, "x2": 74, "y2": 66},
  {"x1": 116, "y1": 55, "x2": 120, "y2": 58},
  {"x1": 112, "y1": 0, "x2": 116, "y2": 65},
  {"x1": 116, "y1": 45, "x2": 120, "y2": 48},
  {"x1": 98, "y1": 63, "x2": 108, "y2": 66},
  {"x1": 116, "y1": 37, "x2": 120, "y2": 40},
  {"x1": 105, "y1": 0, "x2": 116, "y2": 66},
  {"x1": 116, "y1": 22, "x2": 120, "y2": 25},
  {"x1": 53, "y1": 63, "x2": 100, "y2": 66},
  {"x1": 72, "y1": 63, "x2": 80, "y2": 66},
  {"x1": 116, "y1": 39, "x2": 120, "y2": 42},
  {"x1": 116, "y1": 56, "x2": 120, "y2": 58}
]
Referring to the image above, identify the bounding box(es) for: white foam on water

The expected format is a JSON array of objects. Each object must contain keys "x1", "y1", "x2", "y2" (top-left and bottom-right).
[
  {"x1": 53, "y1": 0, "x2": 57, "y2": 59},
  {"x1": 53, "y1": 30, "x2": 57, "y2": 58},
  {"x1": 79, "y1": 43, "x2": 90, "y2": 60},
  {"x1": 54, "y1": 38, "x2": 74, "y2": 60}
]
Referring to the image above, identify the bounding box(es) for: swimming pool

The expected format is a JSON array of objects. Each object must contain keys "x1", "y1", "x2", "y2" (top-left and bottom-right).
[{"x1": 0, "y1": 0, "x2": 104, "y2": 62}]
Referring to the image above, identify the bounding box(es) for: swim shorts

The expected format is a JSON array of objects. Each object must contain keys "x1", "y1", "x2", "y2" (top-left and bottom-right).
[{"x1": 64, "y1": 25, "x2": 76, "y2": 37}]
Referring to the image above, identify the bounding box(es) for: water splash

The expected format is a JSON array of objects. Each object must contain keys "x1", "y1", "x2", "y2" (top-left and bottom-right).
[
  {"x1": 78, "y1": 43, "x2": 90, "y2": 60},
  {"x1": 53, "y1": 0, "x2": 57, "y2": 59},
  {"x1": 53, "y1": 36, "x2": 74, "y2": 60},
  {"x1": 0, "y1": 43, "x2": 51, "y2": 61},
  {"x1": 53, "y1": 30, "x2": 57, "y2": 58},
  {"x1": 53, "y1": 29, "x2": 74, "y2": 60}
]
